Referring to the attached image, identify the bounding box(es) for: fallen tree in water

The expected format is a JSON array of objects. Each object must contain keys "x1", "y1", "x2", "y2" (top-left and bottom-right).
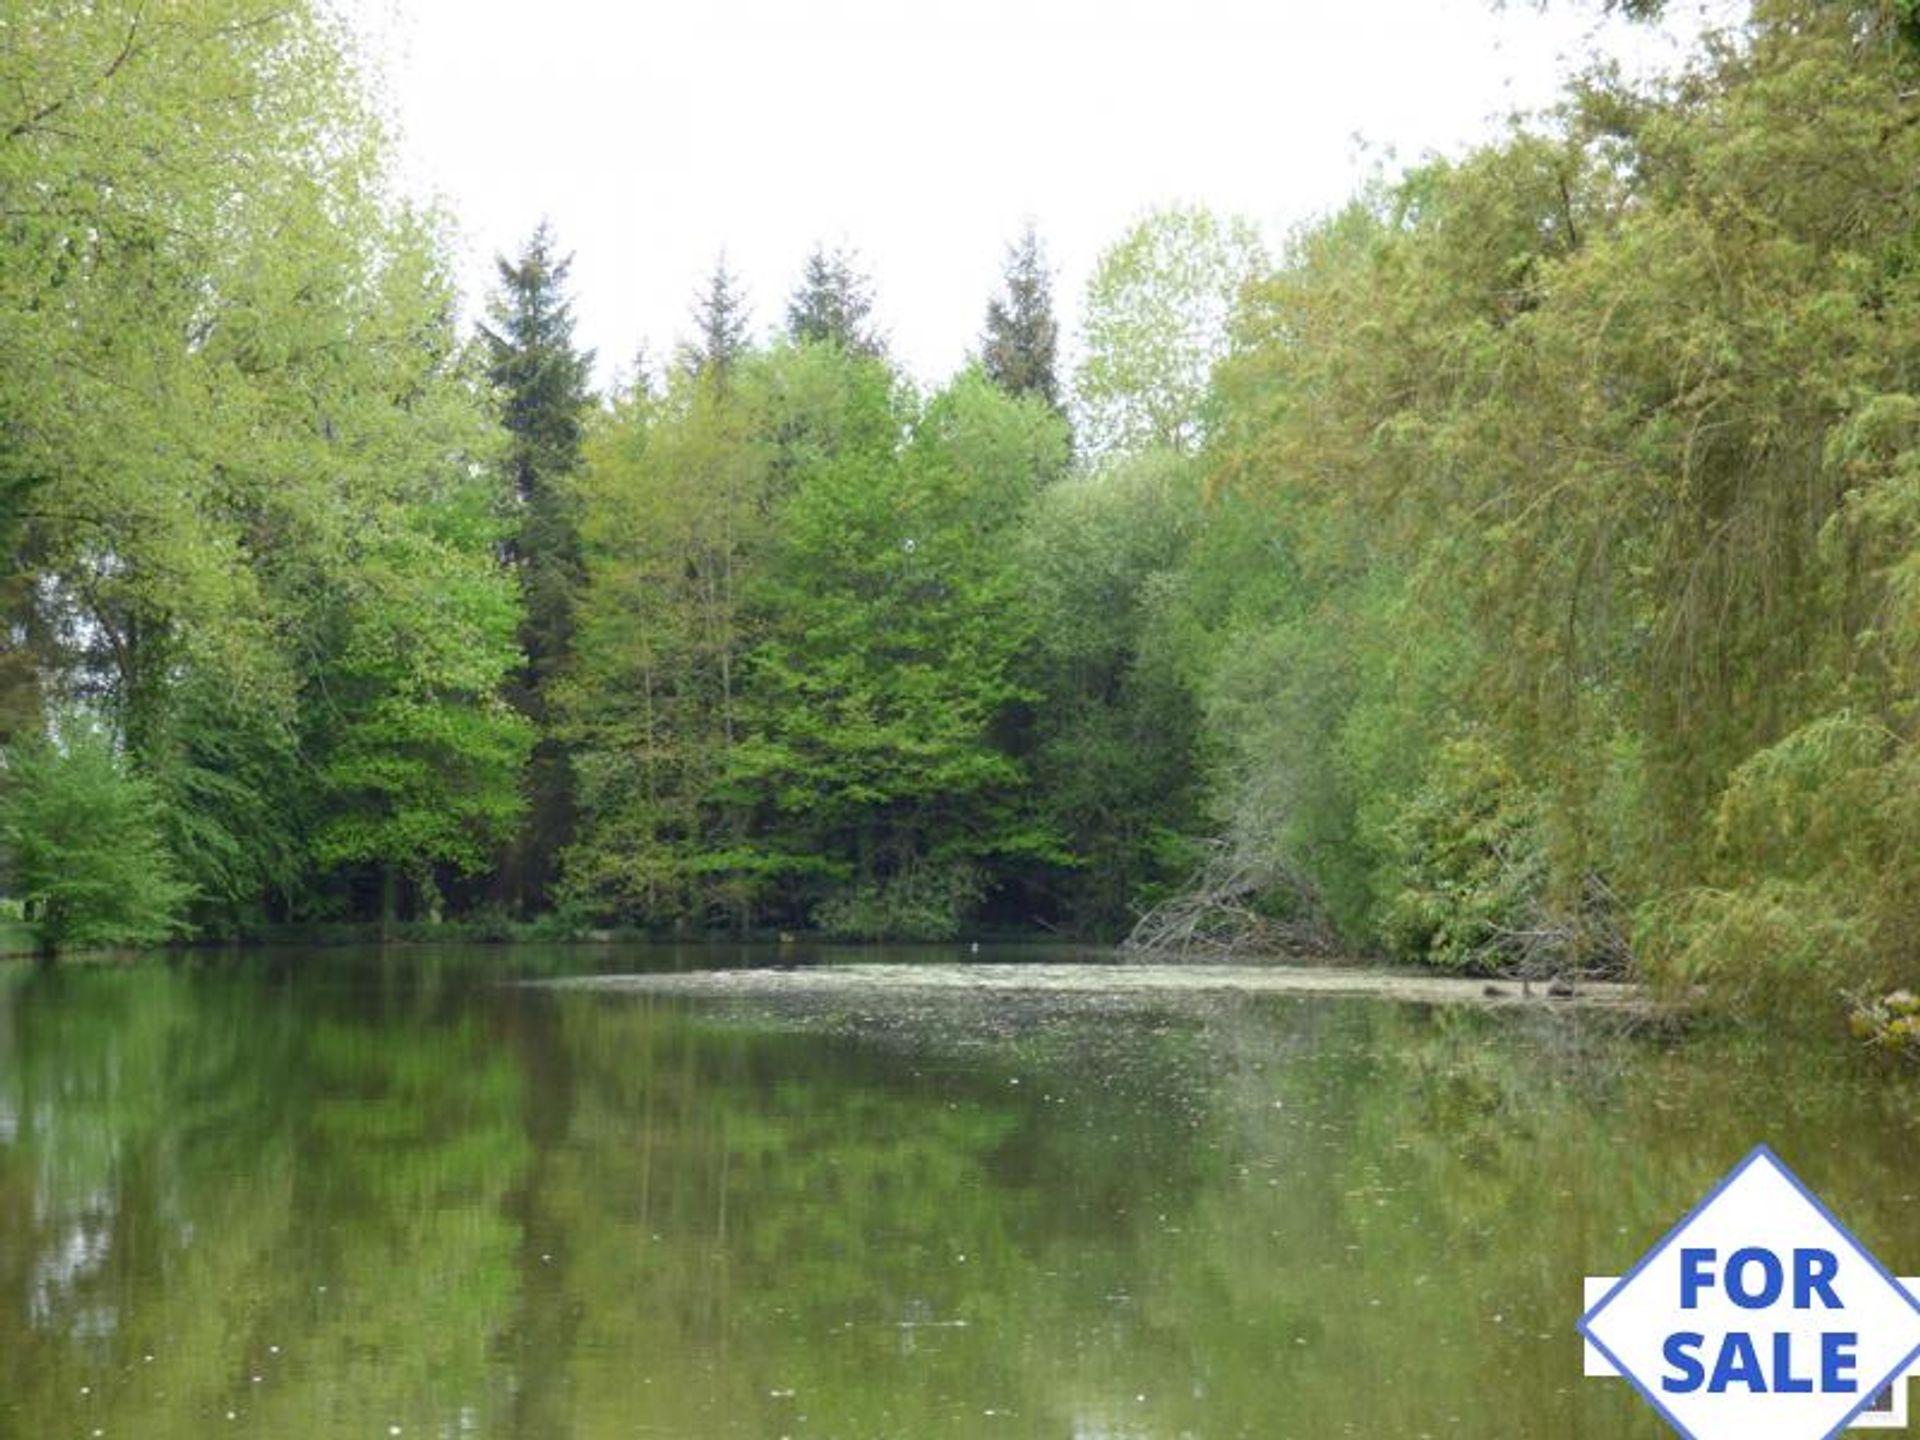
[{"x1": 1121, "y1": 841, "x2": 1339, "y2": 962}]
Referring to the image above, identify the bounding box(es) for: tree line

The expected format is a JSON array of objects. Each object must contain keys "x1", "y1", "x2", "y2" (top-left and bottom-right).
[
  {"x1": 1196, "y1": 0, "x2": 1920, "y2": 1020},
  {"x1": 5, "y1": 0, "x2": 1919, "y2": 1026},
  {"x1": 0, "y1": 0, "x2": 1233, "y2": 950}
]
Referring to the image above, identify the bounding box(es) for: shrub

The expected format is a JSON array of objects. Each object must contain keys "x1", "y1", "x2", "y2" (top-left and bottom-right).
[
  {"x1": 0, "y1": 721, "x2": 193, "y2": 955},
  {"x1": 1378, "y1": 736, "x2": 1549, "y2": 973},
  {"x1": 813, "y1": 862, "x2": 984, "y2": 942}
]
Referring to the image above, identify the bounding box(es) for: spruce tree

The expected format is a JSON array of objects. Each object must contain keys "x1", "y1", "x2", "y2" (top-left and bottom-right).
[
  {"x1": 981, "y1": 224, "x2": 1062, "y2": 413},
  {"x1": 481, "y1": 222, "x2": 594, "y2": 910},
  {"x1": 687, "y1": 256, "x2": 751, "y2": 380},
  {"x1": 785, "y1": 245, "x2": 882, "y2": 355}
]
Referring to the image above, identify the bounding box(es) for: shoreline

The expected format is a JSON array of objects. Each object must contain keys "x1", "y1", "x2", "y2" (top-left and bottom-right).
[{"x1": 542, "y1": 961, "x2": 1656, "y2": 1011}]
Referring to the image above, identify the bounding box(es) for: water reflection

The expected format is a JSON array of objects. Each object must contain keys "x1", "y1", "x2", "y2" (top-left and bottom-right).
[{"x1": 1, "y1": 954, "x2": 1916, "y2": 1437}]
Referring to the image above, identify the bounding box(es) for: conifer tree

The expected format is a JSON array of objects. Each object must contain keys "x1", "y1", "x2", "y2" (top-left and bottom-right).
[
  {"x1": 481, "y1": 223, "x2": 595, "y2": 909},
  {"x1": 981, "y1": 224, "x2": 1062, "y2": 413},
  {"x1": 686, "y1": 256, "x2": 751, "y2": 380},
  {"x1": 785, "y1": 246, "x2": 882, "y2": 355}
]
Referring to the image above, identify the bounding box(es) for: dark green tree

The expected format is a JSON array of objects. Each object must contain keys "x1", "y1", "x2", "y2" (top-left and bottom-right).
[
  {"x1": 482, "y1": 223, "x2": 595, "y2": 910},
  {"x1": 684, "y1": 255, "x2": 752, "y2": 381},
  {"x1": 1016, "y1": 452, "x2": 1207, "y2": 936},
  {"x1": 785, "y1": 245, "x2": 882, "y2": 355},
  {"x1": 981, "y1": 224, "x2": 1062, "y2": 413}
]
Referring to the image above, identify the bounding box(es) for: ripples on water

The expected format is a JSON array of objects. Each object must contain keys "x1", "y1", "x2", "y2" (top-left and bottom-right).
[{"x1": 1, "y1": 946, "x2": 1915, "y2": 1438}]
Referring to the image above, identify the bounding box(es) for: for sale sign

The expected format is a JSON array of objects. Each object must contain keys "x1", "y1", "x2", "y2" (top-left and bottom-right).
[{"x1": 1581, "y1": 1146, "x2": 1920, "y2": 1439}]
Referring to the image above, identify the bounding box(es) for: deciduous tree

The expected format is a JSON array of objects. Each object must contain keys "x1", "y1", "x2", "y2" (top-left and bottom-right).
[
  {"x1": 1, "y1": 719, "x2": 191, "y2": 954},
  {"x1": 1076, "y1": 206, "x2": 1265, "y2": 456}
]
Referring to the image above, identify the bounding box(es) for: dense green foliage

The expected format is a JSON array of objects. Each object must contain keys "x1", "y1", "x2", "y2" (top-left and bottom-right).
[
  {"x1": 0, "y1": 1, "x2": 529, "y2": 946},
  {"x1": 1192, "y1": 0, "x2": 1920, "y2": 1011},
  {"x1": 1014, "y1": 452, "x2": 1208, "y2": 933},
  {"x1": 5, "y1": 0, "x2": 1919, "y2": 1022},
  {"x1": 0, "y1": 721, "x2": 190, "y2": 951},
  {"x1": 564, "y1": 350, "x2": 1078, "y2": 937}
]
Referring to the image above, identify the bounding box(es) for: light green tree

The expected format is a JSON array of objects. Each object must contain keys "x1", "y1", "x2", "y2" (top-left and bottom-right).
[
  {"x1": 0, "y1": 720, "x2": 191, "y2": 954},
  {"x1": 1075, "y1": 206, "x2": 1265, "y2": 456},
  {"x1": 731, "y1": 361, "x2": 1068, "y2": 936},
  {"x1": 0, "y1": 1, "x2": 532, "y2": 930},
  {"x1": 563, "y1": 356, "x2": 775, "y2": 925}
]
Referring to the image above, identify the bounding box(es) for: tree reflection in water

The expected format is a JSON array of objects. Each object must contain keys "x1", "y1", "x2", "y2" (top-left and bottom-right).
[{"x1": 2, "y1": 954, "x2": 1916, "y2": 1438}]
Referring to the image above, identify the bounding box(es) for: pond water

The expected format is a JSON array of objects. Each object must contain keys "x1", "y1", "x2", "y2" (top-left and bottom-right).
[{"x1": 1, "y1": 946, "x2": 1916, "y2": 1438}]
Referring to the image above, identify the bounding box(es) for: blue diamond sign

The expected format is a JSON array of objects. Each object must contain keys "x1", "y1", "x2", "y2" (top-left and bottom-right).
[{"x1": 1581, "y1": 1145, "x2": 1920, "y2": 1439}]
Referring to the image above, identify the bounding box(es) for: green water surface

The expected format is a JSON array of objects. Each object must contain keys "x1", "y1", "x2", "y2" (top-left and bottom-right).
[{"x1": 2, "y1": 948, "x2": 1916, "y2": 1438}]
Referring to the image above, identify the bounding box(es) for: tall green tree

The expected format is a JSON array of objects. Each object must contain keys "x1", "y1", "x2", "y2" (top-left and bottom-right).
[
  {"x1": 731, "y1": 361, "x2": 1068, "y2": 936},
  {"x1": 981, "y1": 224, "x2": 1063, "y2": 414},
  {"x1": 566, "y1": 338, "x2": 1070, "y2": 936},
  {"x1": 564, "y1": 354, "x2": 774, "y2": 926},
  {"x1": 305, "y1": 379, "x2": 534, "y2": 922},
  {"x1": 785, "y1": 245, "x2": 883, "y2": 355},
  {"x1": 1076, "y1": 206, "x2": 1265, "y2": 457},
  {"x1": 0, "y1": 0, "x2": 531, "y2": 930},
  {"x1": 683, "y1": 255, "x2": 752, "y2": 381},
  {"x1": 482, "y1": 224, "x2": 595, "y2": 911},
  {"x1": 1016, "y1": 452, "x2": 1207, "y2": 935}
]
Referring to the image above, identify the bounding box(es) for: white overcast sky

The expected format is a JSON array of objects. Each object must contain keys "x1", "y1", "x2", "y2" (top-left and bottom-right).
[{"x1": 341, "y1": 0, "x2": 1716, "y2": 390}]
